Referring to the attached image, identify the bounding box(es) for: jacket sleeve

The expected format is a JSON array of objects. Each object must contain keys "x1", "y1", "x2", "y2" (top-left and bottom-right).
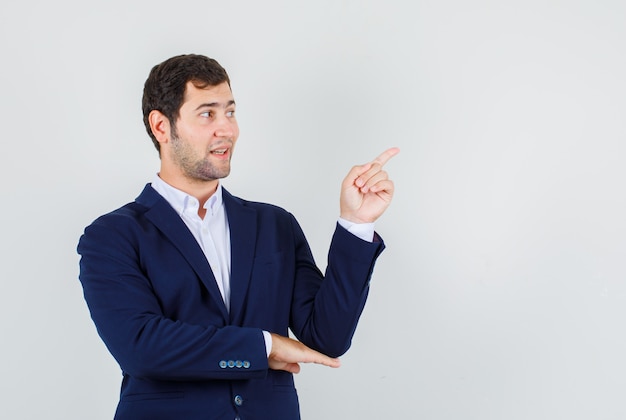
[
  {"x1": 289, "y1": 218, "x2": 386, "y2": 358},
  {"x1": 77, "y1": 214, "x2": 269, "y2": 382}
]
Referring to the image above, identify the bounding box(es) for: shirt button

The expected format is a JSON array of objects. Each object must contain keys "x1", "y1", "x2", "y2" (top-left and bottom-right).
[{"x1": 234, "y1": 395, "x2": 244, "y2": 406}]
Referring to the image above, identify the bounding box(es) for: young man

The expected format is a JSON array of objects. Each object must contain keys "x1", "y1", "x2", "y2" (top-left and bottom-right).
[{"x1": 78, "y1": 54, "x2": 398, "y2": 419}]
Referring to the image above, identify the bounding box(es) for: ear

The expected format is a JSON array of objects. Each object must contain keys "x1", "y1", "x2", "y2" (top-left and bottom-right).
[{"x1": 148, "y1": 110, "x2": 171, "y2": 146}]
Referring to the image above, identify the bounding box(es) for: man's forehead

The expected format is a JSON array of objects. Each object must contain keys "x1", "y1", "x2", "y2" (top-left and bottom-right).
[{"x1": 183, "y1": 81, "x2": 234, "y2": 106}]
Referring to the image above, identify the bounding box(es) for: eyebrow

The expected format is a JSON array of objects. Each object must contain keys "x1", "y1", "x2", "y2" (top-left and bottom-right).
[{"x1": 194, "y1": 100, "x2": 236, "y2": 111}]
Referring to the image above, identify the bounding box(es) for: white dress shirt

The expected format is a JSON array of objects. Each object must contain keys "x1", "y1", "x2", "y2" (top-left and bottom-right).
[{"x1": 152, "y1": 174, "x2": 232, "y2": 310}]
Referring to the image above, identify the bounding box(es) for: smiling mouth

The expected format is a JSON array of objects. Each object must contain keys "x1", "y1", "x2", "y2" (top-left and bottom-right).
[{"x1": 210, "y1": 140, "x2": 233, "y2": 157}]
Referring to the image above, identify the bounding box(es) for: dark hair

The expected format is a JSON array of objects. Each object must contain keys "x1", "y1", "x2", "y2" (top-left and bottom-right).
[{"x1": 142, "y1": 54, "x2": 231, "y2": 152}]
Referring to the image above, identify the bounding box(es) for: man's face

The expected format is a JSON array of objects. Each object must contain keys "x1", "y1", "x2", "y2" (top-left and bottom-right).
[{"x1": 167, "y1": 81, "x2": 239, "y2": 182}]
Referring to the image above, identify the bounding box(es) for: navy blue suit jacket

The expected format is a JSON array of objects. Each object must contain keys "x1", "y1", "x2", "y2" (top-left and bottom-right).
[{"x1": 78, "y1": 184, "x2": 385, "y2": 419}]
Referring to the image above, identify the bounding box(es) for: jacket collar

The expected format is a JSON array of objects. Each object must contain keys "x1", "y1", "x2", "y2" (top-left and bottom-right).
[
  {"x1": 135, "y1": 184, "x2": 258, "y2": 324},
  {"x1": 222, "y1": 188, "x2": 258, "y2": 324}
]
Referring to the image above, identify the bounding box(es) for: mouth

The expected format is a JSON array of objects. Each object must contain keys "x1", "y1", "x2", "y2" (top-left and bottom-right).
[
  {"x1": 209, "y1": 140, "x2": 234, "y2": 159},
  {"x1": 209, "y1": 143, "x2": 232, "y2": 159},
  {"x1": 211, "y1": 148, "x2": 228, "y2": 155}
]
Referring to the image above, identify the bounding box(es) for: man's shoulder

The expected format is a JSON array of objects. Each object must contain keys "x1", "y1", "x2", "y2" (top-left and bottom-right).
[
  {"x1": 95, "y1": 200, "x2": 148, "y2": 222},
  {"x1": 83, "y1": 184, "x2": 158, "y2": 230},
  {"x1": 223, "y1": 188, "x2": 291, "y2": 217}
]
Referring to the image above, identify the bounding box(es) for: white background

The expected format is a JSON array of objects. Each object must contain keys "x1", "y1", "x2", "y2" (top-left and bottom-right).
[{"x1": 1, "y1": 1, "x2": 626, "y2": 419}]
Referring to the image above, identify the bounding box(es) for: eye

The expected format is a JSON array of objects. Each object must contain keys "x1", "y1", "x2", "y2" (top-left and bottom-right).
[
  {"x1": 200, "y1": 111, "x2": 213, "y2": 118},
  {"x1": 226, "y1": 110, "x2": 235, "y2": 117}
]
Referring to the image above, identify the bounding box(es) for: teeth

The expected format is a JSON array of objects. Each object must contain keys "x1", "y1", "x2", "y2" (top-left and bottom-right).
[{"x1": 213, "y1": 149, "x2": 226, "y2": 155}]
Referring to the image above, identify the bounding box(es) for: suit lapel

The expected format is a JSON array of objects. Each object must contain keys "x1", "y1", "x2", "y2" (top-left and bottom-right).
[
  {"x1": 137, "y1": 185, "x2": 229, "y2": 321},
  {"x1": 223, "y1": 189, "x2": 257, "y2": 324}
]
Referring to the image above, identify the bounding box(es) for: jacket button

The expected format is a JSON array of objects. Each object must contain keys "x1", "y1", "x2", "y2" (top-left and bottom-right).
[
  {"x1": 219, "y1": 360, "x2": 227, "y2": 369},
  {"x1": 234, "y1": 394, "x2": 244, "y2": 406}
]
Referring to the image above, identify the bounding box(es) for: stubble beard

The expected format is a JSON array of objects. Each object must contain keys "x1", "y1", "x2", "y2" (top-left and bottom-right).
[{"x1": 170, "y1": 131, "x2": 232, "y2": 183}]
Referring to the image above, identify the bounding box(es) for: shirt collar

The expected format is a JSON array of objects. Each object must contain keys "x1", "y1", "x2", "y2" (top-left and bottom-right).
[{"x1": 151, "y1": 174, "x2": 223, "y2": 217}]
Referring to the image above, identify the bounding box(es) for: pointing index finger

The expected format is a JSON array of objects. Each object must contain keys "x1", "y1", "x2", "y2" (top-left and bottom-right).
[{"x1": 372, "y1": 147, "x2": 400, "y2": 166}]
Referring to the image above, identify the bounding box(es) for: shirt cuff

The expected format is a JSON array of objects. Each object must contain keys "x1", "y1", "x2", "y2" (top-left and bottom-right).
[
  {"x1": 262, "y1": 330, "x2": 272, "y2": 357},
  {"x1": 337, "y1": 217, "x2": 375, "y2": 243}
]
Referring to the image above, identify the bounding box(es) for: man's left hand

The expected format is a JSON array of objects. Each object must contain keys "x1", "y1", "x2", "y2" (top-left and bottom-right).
[{"x1": 339, "y1": 147, "x2": 399, "y2": 224}]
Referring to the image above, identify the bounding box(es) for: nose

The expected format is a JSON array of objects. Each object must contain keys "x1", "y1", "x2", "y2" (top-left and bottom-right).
[{"x1": 215, "y1": 115, "x2": 236, "y2": 138}]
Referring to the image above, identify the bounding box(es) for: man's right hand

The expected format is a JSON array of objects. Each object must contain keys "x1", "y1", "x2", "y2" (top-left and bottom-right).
[{"x1": 269, "y1": 333, "x2": 341, "y2": 373}]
